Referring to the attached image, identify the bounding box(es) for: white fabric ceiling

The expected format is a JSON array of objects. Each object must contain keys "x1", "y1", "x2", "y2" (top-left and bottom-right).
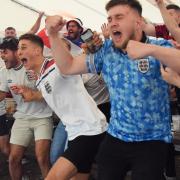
[{"x1": 0, "y1": 0, "x2": 179, "y2": 36}]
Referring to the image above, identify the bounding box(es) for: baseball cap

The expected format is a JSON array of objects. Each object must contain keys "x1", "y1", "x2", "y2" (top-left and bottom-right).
[
  {"x1": 66, "y1": 18, "x2": 84, "y2": 32},
  {"x1": 0, "y1": 36, "x2": 19, "y2": 51}
]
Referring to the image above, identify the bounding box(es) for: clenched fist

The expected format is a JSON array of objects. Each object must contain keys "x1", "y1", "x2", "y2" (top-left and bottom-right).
[
  {"x1": 155, "y1": 0, "x2": 164, "y2": 7},
  {"x1": 126, "y1": 40, "x2": 150, "y2": 60},
  {"x1": 45, "y1": 15, "x2": 66, "y2": 35}
]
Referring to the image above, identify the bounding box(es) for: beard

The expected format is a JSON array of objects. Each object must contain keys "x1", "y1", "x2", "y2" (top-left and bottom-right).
[{"x1": 68, "y1": 32, "x2": 80, "y2": 40}]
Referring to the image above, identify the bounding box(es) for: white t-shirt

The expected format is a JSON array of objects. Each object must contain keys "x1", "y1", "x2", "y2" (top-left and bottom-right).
[
  {"x1": 0, "y1": 67, "x2": 6, "y2": 116},
  {"x1": 36, "y1": 59, "x2": 107, "y2": 140},
  {"x1": 0, "y1": 59, "x2": 5, "y2": 70},
  {"x1": 0, "y1": 64, "x2": 52, "y2": 119}
]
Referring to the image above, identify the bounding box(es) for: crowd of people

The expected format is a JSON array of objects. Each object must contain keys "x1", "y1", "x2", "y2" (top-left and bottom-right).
[{"x1": 0, "y1": 0, "x2": 180, "y2": 180}]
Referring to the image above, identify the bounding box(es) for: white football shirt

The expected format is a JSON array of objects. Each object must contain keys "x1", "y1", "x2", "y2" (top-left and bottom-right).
[
  {"x1": 36, "y1": 59, "x2": 107, "y2": 140},
  {"x1": 0, "y1": 64, "x2": 52, "y2": 119}
]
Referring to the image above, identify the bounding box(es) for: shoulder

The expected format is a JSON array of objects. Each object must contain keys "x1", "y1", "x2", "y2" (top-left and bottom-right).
[
  {"x1": 37, "y1": 59, "x2": 56, "y2": 85},
  {"x1": 44, "y1": 59, "x2": 55, "y2": 70},
  {"x1": 94, "y1": 39, "x2": 114, "y2": 57},
  {"x1": 0, "y1": 67, "x2": 7, "y2": 73},
  {"x1": 103, "y1": 39, "x2": 113, "y2": 49},
  {"x1": 147, "y1": 36, "x2": 172, "y2": 48}
]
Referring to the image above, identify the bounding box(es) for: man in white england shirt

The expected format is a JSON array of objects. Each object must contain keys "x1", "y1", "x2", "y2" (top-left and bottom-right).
[
  {"x1": 0, "y1": 37, "x2": 53, "y2": 180},
  {"x1": 18, "y1": 33, "x2": 107, "y2": 180}
]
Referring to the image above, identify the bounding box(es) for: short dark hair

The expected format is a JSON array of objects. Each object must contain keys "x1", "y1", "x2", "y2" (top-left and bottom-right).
[
  {"x1": 166, "y1": 4, "x2": 180, "y2": 11},
  {"x1": 105, "y1": 0, "x2": 142, "y2": 16},
  {"x1": 0, "y1": 37, "x2": 18, "y2": 51},
  {"x1": 19, "y1": 33, "x2": 44, "y2": 50},
  {"x1": 5, "y1": 27, "x2": 16, "y2": 31}
]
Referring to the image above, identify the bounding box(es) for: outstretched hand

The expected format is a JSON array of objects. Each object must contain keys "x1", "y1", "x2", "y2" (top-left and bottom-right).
[
  {"x1": 39, "y1": 11, "x2": 45, "y2": 18},
  {"x1": 10, "y1": 85, "x2": 35, "y2": 102},
  {"x1": 101, "y1": 23, "x2": 110, "y2": 39},
  {"x1": 10, "y1": 85, "x2": 22, "y2": 95},
  {"x1": 155, "y1": 0, "x2": 164, "y2": 6}
]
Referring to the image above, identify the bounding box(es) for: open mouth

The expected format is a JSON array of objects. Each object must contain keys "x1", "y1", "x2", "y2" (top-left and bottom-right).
[
  {"x1": 68, "y1": 30, "x2": 75, "y2": 36},
  {"x1": 69, "y1": 30, "x2": 73, "y2": 33},
  {"x1": 21, "y1": 58, "x2": 28, "y2": 65},
  {"x1": 112, "y1": 31, "x2": 122, "y2": 38}
]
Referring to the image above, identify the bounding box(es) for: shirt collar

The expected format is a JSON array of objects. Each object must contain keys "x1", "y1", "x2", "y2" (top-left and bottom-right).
[{"x1": 13, "y1": 63, "x2": 23, "y2": 71}]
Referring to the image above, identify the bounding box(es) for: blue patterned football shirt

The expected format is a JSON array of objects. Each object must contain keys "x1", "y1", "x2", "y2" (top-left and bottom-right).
[{"x1": 86, "y1": 37, "x2": 172, "y2": 143}]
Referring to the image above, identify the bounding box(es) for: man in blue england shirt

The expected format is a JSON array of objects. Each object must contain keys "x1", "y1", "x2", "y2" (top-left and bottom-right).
[{"x1": 45, "y1": 0, "x2": 173, "y2": 179}]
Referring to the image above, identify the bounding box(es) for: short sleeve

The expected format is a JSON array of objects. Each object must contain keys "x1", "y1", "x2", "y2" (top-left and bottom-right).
[
  {"x1": 155, "y1": 25, "x2": 170, "y2": 39},
  {"x1": 85, "y1": 39, "x2": 111, "y2": 73},
  {"x1": 149, "y1": 37, "x2": 173, "y2": 48}
]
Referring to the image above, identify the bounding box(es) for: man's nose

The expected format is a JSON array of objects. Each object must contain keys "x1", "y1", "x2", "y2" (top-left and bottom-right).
[{"x1": 17, "y1": 49, "x2": 22, "y2": 57}]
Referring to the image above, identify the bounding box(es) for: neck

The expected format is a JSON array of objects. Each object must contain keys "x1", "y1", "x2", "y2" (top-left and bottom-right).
[
  {"x1": 122, "y1": 30, "x2": 144, "y2": 52},
  {"x1": 33, "y1": 56, "x2": 45, "y2": 75},
  {"x1": 133, "y1": 30, "x2": 144, "y2": 42},
  {"x1": 13, "y1": 60, "x2": 22, "y2": 69}
]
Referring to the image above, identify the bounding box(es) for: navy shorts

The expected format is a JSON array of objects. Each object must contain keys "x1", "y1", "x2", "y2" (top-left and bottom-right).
[
  {"x1": 0, "y1": 114, "x2": 8, "y2": 136},
  {"x1": 62, "y1": 132, "x2": 105, "y2": 173}
]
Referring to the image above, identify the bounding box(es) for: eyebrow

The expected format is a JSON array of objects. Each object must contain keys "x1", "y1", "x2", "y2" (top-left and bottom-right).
[
  {"x1": 107, "y1": 13, "x2": 124, "y2": 20},
  {"x1": 18, "y1": 43, "x2": 27, "y2": 47}
]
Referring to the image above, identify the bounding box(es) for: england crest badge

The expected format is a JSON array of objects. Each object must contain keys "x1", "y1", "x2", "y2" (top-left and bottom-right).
[
  {"x1": 137, "y1": 59, "x2": 149, "y2": 73},
  {"x1": 44, "y1": 81, "x2": 52, "y2": 94}
]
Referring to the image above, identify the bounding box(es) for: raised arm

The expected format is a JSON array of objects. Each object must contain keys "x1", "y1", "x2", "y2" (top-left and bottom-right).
[
  {"x1": 156, "y1": 0, "x2": 180, "y2": 43},
  {"x1": 27, "y1": 12, "x2": 44, "y2": 34},
  {"x1": 45, "y1": 15, "x2": 88, "y2": 75},
  {"x1": 142, "y1": 18, "x2": 156, "y2": 37},
  {"x1": 127, "y1": 40, "x2": 180, "y2": 73}
]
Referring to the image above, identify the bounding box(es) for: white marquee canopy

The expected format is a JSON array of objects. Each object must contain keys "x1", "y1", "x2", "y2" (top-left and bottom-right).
[{"x1": 0, "y1": 0, "x2": 179, "y2": 36}]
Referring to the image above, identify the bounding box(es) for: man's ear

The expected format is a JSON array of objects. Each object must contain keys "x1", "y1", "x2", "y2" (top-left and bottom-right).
[
  {"x1": 135, "y1": 16, "x2": 143, "y2": 30},
  {"x1": 35, "y1": 47, "x2": 41, "y2": 55},
  {"x1": 15, "y1": 51, "x2": 19, "y2": 58}
]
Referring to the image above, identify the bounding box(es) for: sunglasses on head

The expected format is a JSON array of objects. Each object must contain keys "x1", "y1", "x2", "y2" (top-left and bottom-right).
[
  {"x1": 3, "y1": 37, "x2": 18, "y2": 44},
  {"x1": 0, "y1": 37, "x2": 18, "y2": 51}
]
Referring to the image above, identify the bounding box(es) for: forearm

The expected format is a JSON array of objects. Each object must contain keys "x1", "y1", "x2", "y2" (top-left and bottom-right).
[
  {"x1": 158, "y1": 3, "x2": 180, "y2": 43},
  {"x1": 46, "y1": 15, "x2": 88, "y2": 75},
  {"x1": 142, "y1": 19, "x2": 156, "y2": 37},
  {"x1": 150, "y1": 45, "x2": 180, "y2": 72},
  {"x1": 49, "y1": 33, "x2": 74, "y2": 74},
  {"x1": 27, "y1": 13, "x2": 44, "y2": 34},
  {"x1": 28, "y1": 21, "x2": 41, "y2": 34}
]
